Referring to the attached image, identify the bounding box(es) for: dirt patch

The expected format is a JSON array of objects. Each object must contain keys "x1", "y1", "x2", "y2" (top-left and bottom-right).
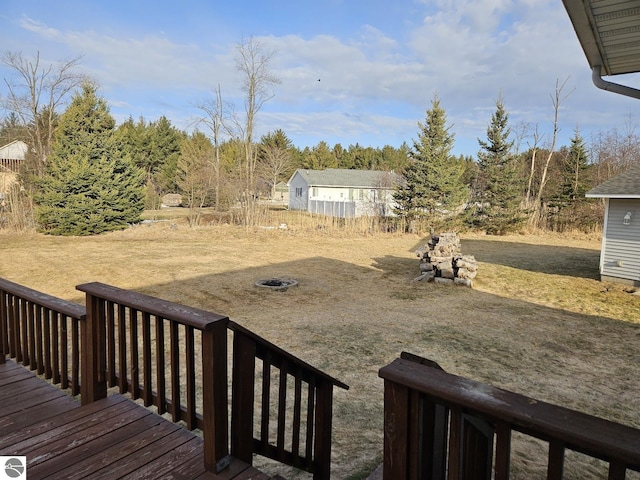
[{"x1": 1, "y1": 225, "x2": 638, "y2": 479}]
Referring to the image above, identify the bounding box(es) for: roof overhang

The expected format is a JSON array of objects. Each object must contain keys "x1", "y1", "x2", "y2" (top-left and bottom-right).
[
  {"x1": 585, "y1": 193, "x2": 640, "y2": 198},
  {"x1": 563, "y1": 0, "x2": 640, "y2": 99}
]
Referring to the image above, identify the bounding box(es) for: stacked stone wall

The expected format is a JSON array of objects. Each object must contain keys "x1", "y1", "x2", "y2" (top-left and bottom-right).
[{"x1": 414, "y1": 232, "x2": 478, "y2": 287}]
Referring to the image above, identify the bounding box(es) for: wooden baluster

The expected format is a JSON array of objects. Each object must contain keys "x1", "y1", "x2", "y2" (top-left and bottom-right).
[
  {"x1": 61, "y1": 314, "x2": 69, "y2": 389},
  {"x1": 0, "y1": 290, "x2": 6, "y2": 363},
  {"x1": 261, "y1": 350, "x2": 272, "y2": 450},
  {"x1": 447, "y1": 406, "x2": 462, "y2": 480},
  {"x1": 494, "y1": 421, "x2": 512, "y2": 480},
  {"x1": 185, "y1": 324, "x2": 196, "y2": 429},
  {"x1": 547, "y1": 441, "x2": 565, "y2": 480},
  {"x1": 117, "y1": 303, "x2": 127, "y2": 394},
  {"x1": 305, "y1": 376, "x2": 316, "y2": 463},
  {"x1": 608, "y1": 460, "x2": 627, "y2": 480},
  {"x1": 129, "y1": 307, "x2": 140, "y2": 399},
  {"x1": 9, "y1": 294, "x2": 19, "y2": 359},
  {"x1": 292, "y1": 367, "x2": 303, "y2": 463},
  {"x1": 277, "y1": 358, "x2": 288, "y2": 460},
  {"x1": 52, "y1": 312, "x2": 60, "y2": 384},
  {"x1": 106, "y1": 301, "x2": 116, "y2": 387},
  {"x1": 155, "y1": 316, "x2": 166, "y2": 414},
  {"x1": 142, "y1": 311, "x2": 152, "y2": 407},
  {"x1": 170, "y1": 319, "x2": 181, "y2": 423},
  {"x1": 27, "y1": 301, "x2": 36, "y2": 369},
  {"x1": 35, "y1": 305, "x2": 44, "y2": 375},
  {"x1": 19, "y1": 298, "x2": 27, "y2": 364},
  {"x1": 71, "y1": 317, "x2": 80, "y2": 396},
  {"x1": 43, "y1": 308, "x2": 52, "y2": 379}
]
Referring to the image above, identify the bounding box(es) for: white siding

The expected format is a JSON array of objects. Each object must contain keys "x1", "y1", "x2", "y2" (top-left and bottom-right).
[
  {"x1": 601, "y1": 198, "x2": 640, "y2": 284},
  {"x1": 0, "y1": 141, "x2": 28, "y2": 160},
  {"x1": 288, "y1": 172, "x2": 309, "y2": 211}
]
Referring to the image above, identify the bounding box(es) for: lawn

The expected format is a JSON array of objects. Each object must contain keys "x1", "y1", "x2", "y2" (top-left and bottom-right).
[{"x1": 1, "y1": 222, "x2": 639, "y2": 479}]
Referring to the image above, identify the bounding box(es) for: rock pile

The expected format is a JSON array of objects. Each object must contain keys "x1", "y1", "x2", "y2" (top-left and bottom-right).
[{"x1": 414, "y1": 232, "x2": 478, "y2": 287}]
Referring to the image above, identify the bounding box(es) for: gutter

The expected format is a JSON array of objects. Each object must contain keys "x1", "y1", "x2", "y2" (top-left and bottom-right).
[{"x1": 592, "y1": 65, "x2": 640, "y2": 100}]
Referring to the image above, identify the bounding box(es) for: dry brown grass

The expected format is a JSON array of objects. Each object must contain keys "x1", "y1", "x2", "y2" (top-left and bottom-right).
[{"x1": 1, "y1": 220, "x2": 639, "y2": 479}]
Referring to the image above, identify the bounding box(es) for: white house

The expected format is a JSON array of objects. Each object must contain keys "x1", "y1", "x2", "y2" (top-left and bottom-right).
[
  {"x1": 0, "y1": 140, "x2": 28, "y2": 172},
  {"x1": 287, "y1": 168, "x2": 401, "y2": 218},
  {"x1": 586, "y1": 163, "x2": 640, "y2": 286}
]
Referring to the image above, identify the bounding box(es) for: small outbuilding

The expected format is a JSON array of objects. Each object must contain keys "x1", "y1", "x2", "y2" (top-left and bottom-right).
[
  {"x1": 586, "y1": 163, "x2": 640, "y2": 286},
  {"x1": 0, "y1": 140, "x2": 28, "y2": 172}
]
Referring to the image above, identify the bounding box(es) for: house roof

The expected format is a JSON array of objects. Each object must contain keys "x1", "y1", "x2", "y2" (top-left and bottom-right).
[
  {"x1": 290, "y1": 168, "x2": 401, "y2": 188},
  {"x1": 563, "y1": 0, "x2": 640, "y2": 77},
  {"x1": 0, "y1": 140, "x2": 28, "y2": 160},
  {"x1": 586, "y1": 162, "x2": 640, "y2": 198}
]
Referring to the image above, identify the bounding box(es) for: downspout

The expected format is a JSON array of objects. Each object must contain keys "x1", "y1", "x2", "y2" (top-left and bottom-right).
[{"x1": 592, "y1": 65, "x2": 640, "y2": 100}]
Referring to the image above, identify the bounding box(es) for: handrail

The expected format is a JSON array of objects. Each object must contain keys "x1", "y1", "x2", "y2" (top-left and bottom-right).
[
  {"x1": 379, "y1": 354, "x2": 640, "y2": 479},
  {"x1": 228, "y1": 320, "x2": 349, "y2": 390},
  {"x1": 229, "y1": 320, "x2": 348, "y2": 479},
  {"x1": 76, "y1": 281, "x2": 230, "y2": 472},
  {"x1": 0, "y1": 277, "x2": 86, "y2": 394},
  {"x1": 76, "y1": 281, "x2": 347, "y2": 479},
  {"x1": 1, "y1": 278, "x2": 347, "y2": 478}
]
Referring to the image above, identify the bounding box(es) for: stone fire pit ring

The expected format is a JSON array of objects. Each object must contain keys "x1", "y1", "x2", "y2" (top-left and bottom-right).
[{"x1": 255, "y1": 278, "x2": 298, "y2": 291}]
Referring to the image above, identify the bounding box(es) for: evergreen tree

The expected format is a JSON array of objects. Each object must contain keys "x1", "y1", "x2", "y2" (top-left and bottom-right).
[
  {"x1": 258, "y1": 129, "x2": 295, "y2": 198},
  {"x1": 301, "y1": 141, "x2": 338, "y2": 169},
  {"x1": 559, "y1": 129, "x2": 591, "y2": 203},
  {"x1": 470, "y1": 97, "x2": 523, "y2": 234},
  {"x1": 177, "y1": 131, "x2": 214, "y2": 224},
  {"x1": 149, "y1": 116, "x2": 184, "y2": 193},
  {"x1": 393, "y1": 95, "x2": 466, "y2": 225},
  {"x1": 35, "y1": 83, "x2": 145, "y2": 235}
]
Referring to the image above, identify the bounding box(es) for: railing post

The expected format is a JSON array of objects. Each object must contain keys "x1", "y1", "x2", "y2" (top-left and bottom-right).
[
  {"x1": 383, "y1": 378, "x2": 409, "y2": 480},
  {"x1": 0, "y1": 290, "x2": 6, "y2": 364},
  {"x1": 231, "y1": 329, "x2": 256, "y2": 464},
  {"x1": 313, "y1": 379, "x2": 335, "y2": 480},
  {"x1": 80, "y1": 292, "x2": 107, "y2": 404},
  {"x1": 201, "y1": 319, "x2": 230, "y2": 472}
]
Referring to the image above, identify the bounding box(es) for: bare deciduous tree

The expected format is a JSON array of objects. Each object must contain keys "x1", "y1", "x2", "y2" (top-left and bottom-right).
[
  {"x1": 258, "y1": 143, "x2": 293, "y2": 200},
  {"x1": 1, "y1": 51, "x2": 84, "y2": 177},
  {"x1": 233, "y1": 37, "x2": 280, "y2": 226},
  {"x1": 530, "y1": 78, "x2": 573, "y2": 225},
  {"x1": 196, "y1": 84, "x2": 226, "y2": 210}
]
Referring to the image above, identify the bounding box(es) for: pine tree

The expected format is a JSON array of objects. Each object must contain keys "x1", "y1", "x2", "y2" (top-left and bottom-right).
[
  {"x1": 35, "y1": 83, "x2": 145, "y2": 235},
  {"x1": 471, "y1": 98, "x2": 523, "y2": 234},
  {"x1": 149, "y1": 116, "x2": 184, "y2": 194},
  {"x1": 559, "y1": 129, "x2": 591, "y2": 203},
  {"x1": 393, "y1": 95, "x2": 467, "y2": 226}
]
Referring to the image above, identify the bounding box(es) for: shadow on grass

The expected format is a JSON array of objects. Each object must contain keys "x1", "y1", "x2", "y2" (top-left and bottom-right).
[{"x1": 406, "y1": 236, "x2": 601, "y2": 280}]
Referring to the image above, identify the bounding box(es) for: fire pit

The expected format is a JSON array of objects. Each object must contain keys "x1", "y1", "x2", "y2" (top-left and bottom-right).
[{"x1": 255, "y1": 278, "x2": 298, "y2": 291}]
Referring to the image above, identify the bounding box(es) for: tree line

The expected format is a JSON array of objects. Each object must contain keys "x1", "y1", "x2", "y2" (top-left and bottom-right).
[{"x1": 1, "y1": 47, "x2": 638, "y2": 235}]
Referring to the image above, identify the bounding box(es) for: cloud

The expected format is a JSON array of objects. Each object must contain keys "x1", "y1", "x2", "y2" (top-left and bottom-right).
[{"x1": 5, "y1": 2, "x2": 639, "y2": 156}]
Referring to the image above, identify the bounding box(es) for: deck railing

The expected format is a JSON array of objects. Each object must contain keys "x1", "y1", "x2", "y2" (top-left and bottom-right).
[
  {"x1": 0, "y1": 278, "x2": 347, "y2": 479},
  {"x1": 76, "y1": 281, "x2": 348, "y2": 479},
  {"x1": 229, "y1": 320, "x2": 348, "y2": 479},
  {"x1": 379, "y1": 352, "x2": 640, "y2": 480},
  {"x1": 0, "y1": 278, "x2": 86, "y2": 395}
]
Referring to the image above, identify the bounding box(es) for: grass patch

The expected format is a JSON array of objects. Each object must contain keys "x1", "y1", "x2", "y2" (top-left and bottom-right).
[{"x1": 1, "y1": 224, "x2": 639, "y2": 478}]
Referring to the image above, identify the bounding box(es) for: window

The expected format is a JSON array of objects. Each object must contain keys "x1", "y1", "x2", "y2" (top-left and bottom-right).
[
  {"x1": 312, "y1": 187, "x2": 318, "y2": 197},
  {"x1": 295, "y1": 187, "x2": 303, "y2": 197}
]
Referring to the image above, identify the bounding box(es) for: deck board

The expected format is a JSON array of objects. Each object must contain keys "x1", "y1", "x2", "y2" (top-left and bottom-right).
[{"x1": 0, "y1": 360, "x2": 278, "y2": 479}]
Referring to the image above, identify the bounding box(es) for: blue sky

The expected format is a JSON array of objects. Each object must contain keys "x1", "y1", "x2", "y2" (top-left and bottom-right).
[{"x1": 1, "y1": 0, "x2": 640, "y2": 157}]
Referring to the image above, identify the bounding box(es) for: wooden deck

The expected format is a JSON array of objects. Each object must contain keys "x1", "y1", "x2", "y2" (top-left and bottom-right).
[{"x1": 0, "y1": 360, "x2": 277, "y2": 480}]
